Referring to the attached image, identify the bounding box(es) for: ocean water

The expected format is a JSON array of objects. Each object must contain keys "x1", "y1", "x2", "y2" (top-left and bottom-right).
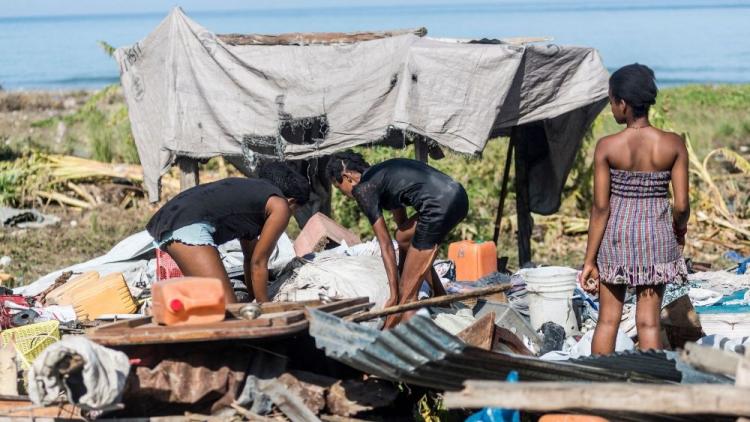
[{"x1": 1, "y1": 1, "x2": 750, "y2": 90}]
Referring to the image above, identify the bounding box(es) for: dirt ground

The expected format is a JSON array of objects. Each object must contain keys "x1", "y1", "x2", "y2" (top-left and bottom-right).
[{"x1": 0, "y1": 203, "x2": 153, "y2": 287}]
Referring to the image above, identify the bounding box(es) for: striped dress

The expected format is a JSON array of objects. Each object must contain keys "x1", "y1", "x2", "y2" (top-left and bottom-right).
[{"x1": 597, "y1": 169, "x2": 688, "y2": 286}]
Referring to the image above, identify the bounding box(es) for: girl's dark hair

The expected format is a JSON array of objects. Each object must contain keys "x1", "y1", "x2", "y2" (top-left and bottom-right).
[
  {"x1": 325, "y1": 151, "x2": 370, "y2": 183},
  {"x1": 259, "y1": 162, "x2": 310, "y2": 205},
  {"x1": 609, "y1": 63, "x2": 658, "y2": 118}
]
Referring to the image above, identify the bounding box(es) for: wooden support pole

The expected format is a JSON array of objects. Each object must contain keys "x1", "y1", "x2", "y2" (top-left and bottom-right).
[
  {"x1": 414, "y1": 138, "x2": 429, "y2": 163},
  {"x1": 493, "y1": 139, "x2": 514, "y2": 246},
  {"x1": 348, "y1": 284, "x2": 511, "y2": 322},
  {"x1": 443, "y1": 381, "x2": 750, "y2": 416},
  {"x1": 178, "y1": 157, "x2": 199, "y2": 191},
  {"x1": 218, "y1": 27, "x2": 427, "y2": 46}
]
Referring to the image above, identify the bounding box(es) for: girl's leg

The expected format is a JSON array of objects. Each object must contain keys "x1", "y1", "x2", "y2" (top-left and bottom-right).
[
  {"x1": 166, "y1": 242, "x2": 237, "y2": 303},
  {"x1": 591, "y1": 281, "x2": 626, "y2": 355},
  {"x1": 394, "y1": 215, "x2": 418, "y2": 274},
  {"x1": 635, "y1": 284, "x2": 666, "y2": 350},
  {"x1": 394, "y1": 216, "x2": 445, "y2": 296},
  {"x1": 383, "y1": 245, "x2": 439, "y2": 329}
]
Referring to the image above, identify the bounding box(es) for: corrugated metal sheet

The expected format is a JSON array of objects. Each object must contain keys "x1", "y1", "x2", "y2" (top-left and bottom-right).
[
  {"x1": 573, "y1": 350, "x2": 733, "y2": 384},
  {"x1": 573, "y1": 350, "x2": 682, "y2": 382},
  {"x1": 308, "y1": 310, "x2": 664, "y2": 391},
  {"x1": 309, "y1": 311, "x2": 736, "y2": 422}
]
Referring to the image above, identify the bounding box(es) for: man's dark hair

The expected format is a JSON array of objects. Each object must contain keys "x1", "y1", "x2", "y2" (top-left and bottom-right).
[
  {"x1": 259, "y1": 162, "x2": 310, "y2": 205},
  {"x1": 609, "y1": 63, "x2": 658, "y2": 118},
  {"x1": 325, "y1": 151, "x2": 371, "y2": 183}
]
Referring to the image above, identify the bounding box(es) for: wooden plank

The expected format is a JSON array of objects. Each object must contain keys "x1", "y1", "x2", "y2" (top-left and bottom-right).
[
  {"x1": 0, "y1": 397, "x2": 81, "y2": 418},
  {"x1": 227, "y1": 300, "x2": 322, "y2": 317},
  {"x1": 493, "y1": 139, "x2": 514, "y2": 246},
  {"x1": 443, "y1": 381, "x2": 750, "y2": 416},
  {"x1": 457, "y1": 312, "x2": 495, "y2": 350},
  {"x1": 414, "y1": 139, "x2": 429, "y2": 163},
  {"x1": 218, "y1": 27, "x2": 426, "y2": 46},
  {"x1": 87, "y1": 298, "x2": 370, "y2": 346},
  {"x1": 348, "y1": 285, "x2": 511, "y2": 322},
  {"x1": 681, "y1": 342, "x2": 739, "y2": 377}
]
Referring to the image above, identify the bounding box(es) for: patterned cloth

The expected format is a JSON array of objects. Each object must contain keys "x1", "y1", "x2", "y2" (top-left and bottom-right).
[{"x1": 597, "y1": 169, "x2": 687, "y2": 286}]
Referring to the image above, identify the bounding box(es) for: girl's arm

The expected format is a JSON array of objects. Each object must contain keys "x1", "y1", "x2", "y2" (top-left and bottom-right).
[
  {"x1": 372, "y1": 216, "x2": 400, "y2": 307},
  {"x1": 581, "y1": 139, "x2": 612, "y2": 291},
  {"x1": 248, "y1": 197, "x2": 291, "y2": 303},
  {"x1": 670, "y1": 136, "x2": 690, "y2": 246},
  {"x1": 240, "y1": 238, "x2": 258, "y2": 301}
]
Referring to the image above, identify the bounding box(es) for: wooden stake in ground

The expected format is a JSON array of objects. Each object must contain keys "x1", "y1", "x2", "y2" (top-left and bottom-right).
[{"x1": 347, "y1": 284, "x2": 511, "y2": 322}]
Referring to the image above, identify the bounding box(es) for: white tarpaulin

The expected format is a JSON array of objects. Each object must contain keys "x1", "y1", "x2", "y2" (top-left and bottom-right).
[{"x1": 116, "y1": 8, "x2": 609, "y2": 201}]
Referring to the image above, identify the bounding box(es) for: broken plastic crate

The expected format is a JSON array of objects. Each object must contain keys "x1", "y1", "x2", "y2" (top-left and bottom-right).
[{"x1": 1, "y1": 320, "x2": 60, "y2": 370}]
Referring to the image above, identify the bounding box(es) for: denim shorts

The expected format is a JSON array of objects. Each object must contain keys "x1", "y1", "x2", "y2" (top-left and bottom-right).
[{"x1": 154, "y1": 222, "x2": 217, "y2": 251}]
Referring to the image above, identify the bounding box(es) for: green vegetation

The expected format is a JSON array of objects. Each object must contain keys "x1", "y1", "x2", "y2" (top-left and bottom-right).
[{"x1": 1, "y1": 83, "x2": 749, "y2": 277}]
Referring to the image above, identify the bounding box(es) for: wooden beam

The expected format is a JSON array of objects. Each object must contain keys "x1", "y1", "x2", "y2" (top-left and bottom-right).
[
  {"x1": 348, "y1": 284, "x2": 511, "y2": 322},
  {"x1": 177, "y1": 157, "x2": 199, "y2": 191},
  {"x1": 414, "y1": 138, "x2": 429, "y2": 163},
  {"x1": 492, "y1": 139, "x2": 514, "y2": 246},
  {"x1": 443, "y1": 381, "x2": 750, "y2": 416},
  {"x1": 218, "y1": 27, "x2": 427, "y2": 46},
  {"x1": 680, "y1": 342, "x2": 739, "y2": 377}
]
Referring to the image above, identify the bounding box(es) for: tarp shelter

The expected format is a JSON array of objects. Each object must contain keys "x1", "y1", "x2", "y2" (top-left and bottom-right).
[{"x1": 117, "y1": 8, "x2": 608, "y2": 264}]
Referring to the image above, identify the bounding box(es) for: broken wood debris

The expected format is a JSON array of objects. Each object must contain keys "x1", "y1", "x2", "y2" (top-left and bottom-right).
[
  {"x1": 217, "y1": 27, "x2": 427, "y2": 46},
  {"x1": 443, "y1": 380, "x2": 750, "y2": 416}
]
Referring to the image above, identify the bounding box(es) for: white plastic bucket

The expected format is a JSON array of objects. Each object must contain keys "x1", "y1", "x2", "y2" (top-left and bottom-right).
[{"x1": 520, "y1": 266, "x2": 579, "y2": 336}]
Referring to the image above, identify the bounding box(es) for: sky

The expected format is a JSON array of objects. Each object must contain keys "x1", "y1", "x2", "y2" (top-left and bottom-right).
[
  {"x1": 2, "y1": 0, "x2": 741, "y2": 18},
  {"x1": 0, "y1": 0, "x2": 475, "y2": 18}
]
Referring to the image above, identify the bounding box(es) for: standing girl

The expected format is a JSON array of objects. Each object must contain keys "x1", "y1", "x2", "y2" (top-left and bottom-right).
[{"x1": 580, "y1": 64, "x2": 689, "y2": 354}]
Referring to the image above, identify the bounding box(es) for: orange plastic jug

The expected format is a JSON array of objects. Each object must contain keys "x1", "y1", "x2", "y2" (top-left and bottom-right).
[
  {"x1": 448, "y1": 240, "x2": 498, "y2": 282},
  {"x1": 151, "y1": 277, "x2": 227, "y2": 326}
]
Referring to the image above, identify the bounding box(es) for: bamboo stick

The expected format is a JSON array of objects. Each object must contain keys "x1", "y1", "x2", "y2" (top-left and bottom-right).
[{"x1": 35, "y1": 191, "x2": 92, "y2": 209}]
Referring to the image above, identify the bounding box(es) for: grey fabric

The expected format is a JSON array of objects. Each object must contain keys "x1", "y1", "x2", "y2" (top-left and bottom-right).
[
  {"x1": 116, "y1": 8, "x2": 609, "y2": 201},
  {"x1": 28, "y1": 336, "x2": 131, "y2": 411}
]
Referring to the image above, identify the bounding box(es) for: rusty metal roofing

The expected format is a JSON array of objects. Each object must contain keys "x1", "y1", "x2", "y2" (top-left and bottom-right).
[
  {"x1": 308, "y1": 310, "x2": 667, "y2": 391},
  {"x1": 573, "y1": 350, "x2": 733, "y2": 385}
]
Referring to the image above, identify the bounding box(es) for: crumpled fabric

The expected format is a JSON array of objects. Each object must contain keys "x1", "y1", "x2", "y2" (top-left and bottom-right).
[
  {"x1": 116, "y1": 8, "x2": 608, "y2": 202},
  {"x1": 28, "y1": 336, "x2": 130, "y2": 411},
  {"x1": 269, "y1": 254, "x2": 390, "y2": 309},
  {"x1": 540, "y1": 329, "x2": 634, "y2": 361},
  {"x1": 0, "y1": 206, "x2": 61, "y2": 229},
  {"x1": 689, "y1": 287, "x2": 724, "y2": 307}
]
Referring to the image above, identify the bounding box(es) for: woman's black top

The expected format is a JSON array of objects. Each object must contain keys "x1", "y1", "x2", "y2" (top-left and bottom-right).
[{"x1": 146, "y1": 178, "x2": 283, "y2": 244}]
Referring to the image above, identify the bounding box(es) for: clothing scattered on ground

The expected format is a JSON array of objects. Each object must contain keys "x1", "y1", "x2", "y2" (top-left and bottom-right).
[
  {"x1": 597, "y1": 170, "x2": 687, "y2": 286},
  {"x1": 28, "y1": 336, "x2": 131, "y2": 410},
  {"x1": 0, "y1": 206, "x2": 60, "y2": 229}
]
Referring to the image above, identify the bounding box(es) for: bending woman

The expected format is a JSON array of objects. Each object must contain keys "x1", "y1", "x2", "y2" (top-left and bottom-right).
[
  {"x1": 580, "y1": 64, "x2": 689, "y2": 354},
  {"x1": 327, "y1": 152, "x2": 468, "y2": 329},
  {"x1": 147, "y1": 162, "x2": 309, "y2": 304}
]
